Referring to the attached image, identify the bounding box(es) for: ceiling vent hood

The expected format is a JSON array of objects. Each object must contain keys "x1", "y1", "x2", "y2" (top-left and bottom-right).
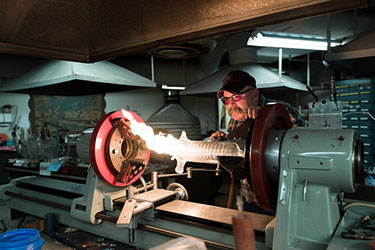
[
  {"x1": 325, "y1": 31, "x2": 375, "y2": 77},
  {"x1": 181, "y1": 46, "x2": 307, "y2": 96},
  {"x1": 0, "y1": 60, "x2": 156, "y2": 95},
  {"x1": 146, "y1": 90, "x2": 202, "y2": 140}
]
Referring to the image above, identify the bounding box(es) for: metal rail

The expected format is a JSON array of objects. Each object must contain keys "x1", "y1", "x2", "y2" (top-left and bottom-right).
[
  {"x1": 5, "y1": 191, "x2": 70, "y2": 211},
  {"x1": 95, "y1": 213, "x2": 235, "y2": 250},
  {"x1": 5, "y1": 191, "x2": 235, "y2": 249}
]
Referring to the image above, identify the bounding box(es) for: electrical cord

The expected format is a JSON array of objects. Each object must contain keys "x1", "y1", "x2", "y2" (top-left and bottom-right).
[
  {"x1": 346, "y1": 207, "x2": 369, "y2": 217},
  {"x1": 227, "y1": 177, "x2": 235, "y2": 208},
  {"x1": 341, "y1": 215, "x2": 375, "y2": 240},
  {"x1": 344, "y1": 202, "x2": 375, "y2": 212},
  {"x1": 341, "y1": 203, "x2": 375, "y2": 240},
  {"x1": 0, "y1": 219, "x2": 8, "y2": 232},
  {"x1": 16, "y1": 217, "x2": 25, "y2": 229},
  {"x1": 342, "y1": 231, "x2": 375, "y2": 240}
]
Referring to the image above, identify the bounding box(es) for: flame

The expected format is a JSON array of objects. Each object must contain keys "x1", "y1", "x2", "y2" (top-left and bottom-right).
[
  {"x1": 121, "y1": 109, "x2": 244, "y2": 174},
  {"x1": 121, "y1": 109, "x2": 180, "y2": 155}
]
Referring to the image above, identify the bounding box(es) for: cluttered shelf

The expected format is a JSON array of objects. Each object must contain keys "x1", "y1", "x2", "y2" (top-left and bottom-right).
[{"x1": 5, "y1": 158, "x2": 89, "y2": 183}]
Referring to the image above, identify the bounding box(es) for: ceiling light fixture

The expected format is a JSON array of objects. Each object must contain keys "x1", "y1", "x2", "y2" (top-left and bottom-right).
[
  {"x1": 161, "y1": 84, "x2": 186, "y2": 90},
  {"x1": 247, "y1": 31, "x2": 342, "y2": 51}
]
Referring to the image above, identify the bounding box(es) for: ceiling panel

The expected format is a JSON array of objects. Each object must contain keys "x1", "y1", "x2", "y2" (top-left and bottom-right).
[{"x1": 0, "y1": 0, "x2": 370, "y2": 62}]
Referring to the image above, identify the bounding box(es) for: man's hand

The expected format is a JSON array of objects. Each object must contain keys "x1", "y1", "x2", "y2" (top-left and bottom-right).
[
  {"x1": 247, "y1": 105, "x2": 261, "y2": 119},
  {"x1": 209, "y1": 131, "x2": 228, "y2": 141}
]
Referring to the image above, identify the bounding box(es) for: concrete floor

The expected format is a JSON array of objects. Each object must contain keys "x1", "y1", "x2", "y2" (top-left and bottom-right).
[
  {"x1": 42, "y1": 234, "x2": 74, "y2": 250},
  {"x1": 1, "y1": 214, "x2": 140, "y2": 250},
  {"x1": 41, "y1": 229, "x2": 139, "y2": 250}
]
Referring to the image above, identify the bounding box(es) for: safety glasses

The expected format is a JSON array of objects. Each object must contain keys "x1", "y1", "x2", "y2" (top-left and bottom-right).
[{"x1": 220, "y1": 88, "x2": 253, "y2": 105}]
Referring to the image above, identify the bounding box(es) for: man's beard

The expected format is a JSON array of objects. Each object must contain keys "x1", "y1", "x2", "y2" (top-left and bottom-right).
[{"x1": 228, "y1": 106, "x2": 247, "y2": 117}]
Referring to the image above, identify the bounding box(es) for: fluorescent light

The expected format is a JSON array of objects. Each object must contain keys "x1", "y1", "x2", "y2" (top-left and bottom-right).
[
  {"x1": 247, "y1": 31, "x2": 341, "y2": 51},
  {"x1": 161, "y1": 84, "x2": 186, "y2": 90}
]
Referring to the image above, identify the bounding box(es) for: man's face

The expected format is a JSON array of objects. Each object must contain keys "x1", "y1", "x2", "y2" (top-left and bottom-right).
[{"x1": 222, "y1": 86, "x2": 258, "y2": 121}]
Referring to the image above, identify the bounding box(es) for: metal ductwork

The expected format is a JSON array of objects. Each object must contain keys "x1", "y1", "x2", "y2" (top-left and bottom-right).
[
  {"x1": 0, "y1": 60, "x2": 156, "y2": 95},
  {"x1": 181, "y1": 62, "x2": 308, "y2": 96},
  {"x1": 181, "y1": 33, "x2": 308, "y2": 96},
  {"x1": 325, "y1": 31, "x2": 375, "y2": 77},
  {"x1": 146, "y1": 90, "x2": 202, "y2": 140}
]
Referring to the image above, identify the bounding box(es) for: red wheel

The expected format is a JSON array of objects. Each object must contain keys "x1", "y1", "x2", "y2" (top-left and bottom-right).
[
  {"x1": 250, "y1": 103, "x2": 291, "y2": 211},
  {"x1": 89, "y1": 110, "x2": 150, "y2": 187}
]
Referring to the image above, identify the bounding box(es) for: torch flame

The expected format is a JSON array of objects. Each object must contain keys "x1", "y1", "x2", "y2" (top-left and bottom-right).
[
  {"x1": 121, "y1": 109, "x2": 179, "y2": 154},
  {"x1": 121, "y1": 109, "x2": 244, "y2": 173}
]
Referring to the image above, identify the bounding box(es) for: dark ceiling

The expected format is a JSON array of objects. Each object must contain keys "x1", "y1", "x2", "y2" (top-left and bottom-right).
[{"x1": 0, "y1": 0, "x2": 372, "y2": 63}]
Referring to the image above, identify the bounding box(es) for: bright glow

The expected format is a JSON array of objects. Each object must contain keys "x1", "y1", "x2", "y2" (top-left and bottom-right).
[
  {"x1": 121, "y1": 109, "x2": 244, "y2": 173},
  {"x1": 247, "y1": 32, "x2": 341, "y2": 51},
  {"x1": 121, "y1": 109, "x2": 178, "y2": 155},
  {"x1": 161, "y1": 84, "x2": 186, "y2": 90}
]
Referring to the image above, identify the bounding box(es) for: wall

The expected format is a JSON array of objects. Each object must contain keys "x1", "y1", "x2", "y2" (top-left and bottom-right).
[
  {"x1": 0, "y1": 88, "x2": 216, "y2": 144},
  {"x1": 105, "y1": 88, "x2": 165, "y2": 121},
  {"x1": 180, "y1": 95, "x2": 217, "y2": 136}
]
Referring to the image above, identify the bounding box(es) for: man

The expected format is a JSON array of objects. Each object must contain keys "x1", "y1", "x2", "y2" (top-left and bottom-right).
[
  {"x1": 210, "y1": 70, "x2": 303, "y2": 140},
  {"x1": 210, "y1": 70, "x2": 304, "y2": 214}
]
